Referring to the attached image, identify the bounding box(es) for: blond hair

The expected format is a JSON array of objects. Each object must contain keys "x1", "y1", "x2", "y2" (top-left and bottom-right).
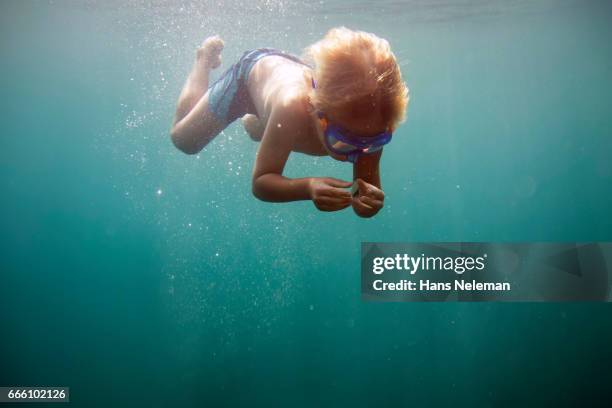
[{"x1": 304, "y1": 27, "x2": 409, "y2": 130}]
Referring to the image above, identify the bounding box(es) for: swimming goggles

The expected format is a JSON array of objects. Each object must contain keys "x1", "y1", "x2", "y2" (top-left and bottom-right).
[
  {"x1": 317, "y1": 111, "x2": 392, "y2": 163},
  {"x1": 312, "y1": 77, "x2": 392, "y2": 163}
]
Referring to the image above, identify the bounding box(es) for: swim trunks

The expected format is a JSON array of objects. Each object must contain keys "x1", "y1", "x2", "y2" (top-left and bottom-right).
[{"x1": 207, "y1": 48, "x2": 311, "y2": 127}]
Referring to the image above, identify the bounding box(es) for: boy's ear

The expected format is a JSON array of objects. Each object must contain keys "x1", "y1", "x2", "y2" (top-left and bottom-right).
[{"x1": 319, "y1": 115, "x2": 328, "y2": 129}]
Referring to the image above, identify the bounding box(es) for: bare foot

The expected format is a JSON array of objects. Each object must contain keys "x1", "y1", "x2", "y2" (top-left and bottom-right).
[
  {"x1": 242, "y1": 114, "x2": 265, "y2": 141},
  {"x1": 197, "y1": 36, "x2": 224, "y2": 69}
]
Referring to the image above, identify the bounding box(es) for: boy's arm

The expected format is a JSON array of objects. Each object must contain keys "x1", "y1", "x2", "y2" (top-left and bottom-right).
[
  {"x1": 352, "y1": 150, "x2": 385, "y2": 217},
  {"x1": 251, "y1": 104, "x2": 312, "y2": 202},
  {"x1": 251, "y1": 104, "x2": 353, "y2": 211},
  {"x1": 353, "y1": 149, "x2": 382, "y2": 188}
]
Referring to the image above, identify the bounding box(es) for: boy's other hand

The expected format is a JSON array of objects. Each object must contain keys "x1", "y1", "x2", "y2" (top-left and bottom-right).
[
  {"x1": 352, "y1": 178, "x2": 385, "y2": 218},
  {"x1": 309, "y1": 178, "x2": 353, "y2": 212}
]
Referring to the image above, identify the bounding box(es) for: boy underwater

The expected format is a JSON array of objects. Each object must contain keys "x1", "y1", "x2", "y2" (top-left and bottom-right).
[{"x1": 171, "y1": 27, "x2": 409, "y2": 217}]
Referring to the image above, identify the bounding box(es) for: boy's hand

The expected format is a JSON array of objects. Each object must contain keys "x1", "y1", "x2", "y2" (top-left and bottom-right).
[
  {"x1": 352, "y1": 178, "x2": 385, "y2": 218},
  {"x1": 309, "y1": 178, "x2": 353, "y2": 212}
]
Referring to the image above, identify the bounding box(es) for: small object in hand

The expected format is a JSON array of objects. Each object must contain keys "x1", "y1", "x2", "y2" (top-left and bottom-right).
[{"x1": 351, "y1": 181, "x2": 359, "y2": 197}]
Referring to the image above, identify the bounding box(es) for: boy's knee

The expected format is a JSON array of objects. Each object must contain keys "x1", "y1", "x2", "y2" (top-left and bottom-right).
[
  {"x1": 242, "y1": 114, "x2": 264, "y2": 141},
  {"x1": 170, "y1": 128, "x2": 202, "y2": 155}
]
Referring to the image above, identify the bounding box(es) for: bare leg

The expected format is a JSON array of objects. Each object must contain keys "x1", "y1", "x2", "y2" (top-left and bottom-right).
[
  {"x1": 171, "y1": 36, "x2": 225, "y2": 154},
  {"x1": 241, "y1": 114, "x2": 265, "y2": 141}
]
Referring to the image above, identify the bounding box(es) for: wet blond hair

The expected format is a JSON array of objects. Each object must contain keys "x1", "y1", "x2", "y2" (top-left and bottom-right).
[{"x1": 304, "y1": 27, "x2": 409, "y2": 130}]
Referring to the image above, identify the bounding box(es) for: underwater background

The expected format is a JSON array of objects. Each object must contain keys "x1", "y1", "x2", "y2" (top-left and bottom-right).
[{"x1": 1, "y1": 0, "x2": 612, "y2": 406}]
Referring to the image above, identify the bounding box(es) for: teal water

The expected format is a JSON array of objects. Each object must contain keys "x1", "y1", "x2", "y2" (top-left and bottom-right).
[{"x1": 1, "y1": 0, "x2": 612, "y2": 406}]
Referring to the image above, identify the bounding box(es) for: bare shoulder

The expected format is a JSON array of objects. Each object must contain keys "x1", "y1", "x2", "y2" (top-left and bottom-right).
[{"x1": 265, "y1": 91, "x2": 310, "y2": 140}]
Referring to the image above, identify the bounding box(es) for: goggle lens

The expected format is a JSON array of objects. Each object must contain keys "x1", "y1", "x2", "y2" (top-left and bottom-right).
[
  {"x1": 317, "y1": 112, "x2": 392, "y2": 162},
  {"x1": 325, "y1": 133, "x2": 387, "y2": 153}
]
